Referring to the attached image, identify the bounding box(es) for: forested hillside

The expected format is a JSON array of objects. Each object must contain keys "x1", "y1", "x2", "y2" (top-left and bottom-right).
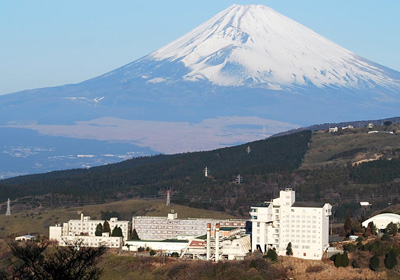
[
  {"x1": 2, "y1": 125, "x2": 400, "y2": 221},
  {"x1": 0, "y1": 131, "x2": 311, "y2": 215}
]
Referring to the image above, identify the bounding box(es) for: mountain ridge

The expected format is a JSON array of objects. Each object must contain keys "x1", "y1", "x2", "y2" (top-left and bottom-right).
[{"x1": 0, "y1": 4, "x2": 399, "y2": 177}]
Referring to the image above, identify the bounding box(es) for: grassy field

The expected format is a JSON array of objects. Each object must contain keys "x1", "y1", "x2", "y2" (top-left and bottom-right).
[
  {"x1": 301, "y1": 127, "x2": 400, "y2": 169},
  {"x1": 0, "y1": 199, "x2": 236, "y2": 239}
]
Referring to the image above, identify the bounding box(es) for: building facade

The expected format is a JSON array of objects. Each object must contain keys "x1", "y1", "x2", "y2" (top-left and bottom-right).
[
  {"x1": 64, "y1": 214, "x2": 130, "y2": 240},
  {"x1": 49, "y1": 213, "x2": 129, "y2": 248},
  {"x1": 250, "y1": 189, "x2": 331, "y2": 260},
  {"x1": 132, "y1": 211, "x2": 246, "y2": 240}
]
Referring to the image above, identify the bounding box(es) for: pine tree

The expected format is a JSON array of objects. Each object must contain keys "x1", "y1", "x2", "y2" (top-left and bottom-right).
[
  {"x1": 385, "y1": 250, "x2": 398, "y2": 270},
  {"x1": 95, "y1": 223, "x2": 103, "y2": 236},
  {"x1": 368, "y1": 222, "x2": 377, "y2": 235},
  {"x1": 264, "y1": 248, "x2": 278, "y2": 262},
  {"x1": 386, "y1": 222, "x2": 398, "y2": 236},
  {"x1": 131, "y1": 228, "x2": 140, "y2": 240},
  {"x1": 103, "y1": 221, "x2": 111, "y2": 233},
  {"x1": 342, "y1": 252, "x2": 349, "y2": 267},
  {"x1": 334, "y1": 253, "x2": 343, "y2": 267},
  {"x1": 369, "y1": 254, "x2": 380, "y2": 271},
  {"x1": 111, "y1": 226, "x2": 123, "y2": 237},
  {"x1": 286, "y1": 242, "x2": 293, "y2": 256}
]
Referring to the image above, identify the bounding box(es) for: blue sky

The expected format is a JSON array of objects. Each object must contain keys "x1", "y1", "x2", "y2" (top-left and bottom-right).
[{"x1": 1, "y1": 0, "x2": 399, "y2": 95}]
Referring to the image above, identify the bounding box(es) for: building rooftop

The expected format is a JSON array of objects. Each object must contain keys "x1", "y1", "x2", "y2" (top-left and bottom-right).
[
  {"x1": 292, "y1": 201, "x2": 326, "y2": 208},
  {"x1": 252, "y1": 202, "x2": 271, "y2": 208}
]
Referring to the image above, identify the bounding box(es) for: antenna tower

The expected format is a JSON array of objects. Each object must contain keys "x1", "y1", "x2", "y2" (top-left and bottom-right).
[
  {"x1": 204, "y1": 166, "x2": 209, "y2": 177},
  {"x1": 6, "y1": 198, "x2": 11, "y2": 216},
  {"x1": 166, "y1": 190, "x2": 171, "y2": 206},
  {"x1": 246, "y1": 146, "x2": 251, "y2": 155}
]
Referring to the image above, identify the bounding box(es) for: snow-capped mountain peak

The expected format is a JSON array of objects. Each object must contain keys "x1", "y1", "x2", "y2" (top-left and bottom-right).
[{"x1": 149, "y1": 4, "x2": 397, "y2": 90}]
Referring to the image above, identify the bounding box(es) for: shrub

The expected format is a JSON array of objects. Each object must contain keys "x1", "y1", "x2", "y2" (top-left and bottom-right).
[
  {"x1": 264, "y1": 248, "x2": 278, "y2": 262},
  {"x1": 150, "y1": 250, "x2": 156, "y2": 256},
  {"x1": 306, "y1": 265, "x2": 324, "y2": 273},
  {"x1": 351, "y1": 259, "x2": 360, "y2": 268},
  {"x1": 369, "y1": 254, "x2": 380, "y2": 271},
  {"x1": 343, "y1": 243, "x2": 356, "y2": 252}
]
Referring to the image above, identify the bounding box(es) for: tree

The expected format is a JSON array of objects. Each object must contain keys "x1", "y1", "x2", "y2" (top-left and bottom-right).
[
  {"x1": 131, "y1": 228, "x2": 140, "y2": 240},
  {"x1": 368, "y1": 222, "x2": 377, "y2": 235},
  {"x1": 101, "y1": 210, "x2": 119, "y2": 220},
  {"x1": 95, "y1": 223, "x2": 103, "y2": 236},
  {"x1": 341, "y1": 252, "x2": 349, "y2": 267},
  {"x1": 5, "y1": 240, "x2": 106, "y2": 279},
  {"x1": 381, "y1": 232, "x2": 391, "y2": 241},
  {"x1": 286, "y1": 242, "x2": 293, "y2": 256},
  {"x1": 103, "y1": 221, "x2": 111, "y2": 233},
  {"x1": 111, "y1": 226, "x2": 123, "y2": 237},
  {"x1": 264, "y1": 248, "x2": 278, "y2": 262},
  {"x1": 344, "y1": 214, "x2": 352, "y2": 234},
  {"x1": 332, "y1": 252, "x2": 349, "y2": 267},
  {"x1": 386, "y1": 222, "x2": 398, "y2": 236},
  {"x1": 385, "y1": 250, "x2": 398, "y2": 270},
  {"x1": 369, "y1": 254, "x2": 380, "y2": 271}
]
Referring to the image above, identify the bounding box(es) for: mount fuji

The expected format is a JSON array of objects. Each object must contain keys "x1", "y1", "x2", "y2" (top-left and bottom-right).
[{"x1": 1, "y1": 4, "x2": 400, "y2": 177}]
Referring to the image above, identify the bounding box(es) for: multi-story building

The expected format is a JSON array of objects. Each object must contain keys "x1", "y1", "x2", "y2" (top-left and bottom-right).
[
  {"x1": 132, "y1": 211, "x2": 246, "y2": 240},
  {"x1": 49, "y1": 213, "x2": 130, "y2": 248},
  {"x1": 250, "y1": 188, "x2": 331, "y2": 260},
  {"x1": 65, "y1": 213, "x2": 130, "y2": 240}
]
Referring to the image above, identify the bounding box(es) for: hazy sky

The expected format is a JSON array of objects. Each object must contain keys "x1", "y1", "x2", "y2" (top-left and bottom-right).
[{"x1": 1, "y1": 0, "x2": 399, "y2": 95}]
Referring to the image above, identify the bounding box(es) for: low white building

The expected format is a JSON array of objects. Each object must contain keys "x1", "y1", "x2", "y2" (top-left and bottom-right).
[
  {"x1": 132, "y1": 211, "x2": 245, "y2": 240},
  {"x1": 49, "y1": 213, "x2": 129, "y2": 248},
  {"x1": 250, "y1": 188, "x2": 331, "y2": 260},
  {"x1": 15, "y1": 235, "x2": 35, "y2": 241},
  {"x1": 362, "y1": 213, "x2": 400, "y2": 231},
  {"x1": 123, "y1": 239, "x2": 189, "y2": 254}
]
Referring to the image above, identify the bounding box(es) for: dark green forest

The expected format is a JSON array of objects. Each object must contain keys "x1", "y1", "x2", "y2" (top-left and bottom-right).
[{"x1": 2, "y1": 128, "x2": 400, "y2": 220}]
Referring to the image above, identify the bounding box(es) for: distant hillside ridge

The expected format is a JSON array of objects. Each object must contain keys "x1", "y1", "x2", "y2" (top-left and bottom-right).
[
  {"x1": 0, "y1": 130, "x2": 312, "y2": 208},
  {"x1": 272, "y1": 116, "x2": 400, "y2": 137}
]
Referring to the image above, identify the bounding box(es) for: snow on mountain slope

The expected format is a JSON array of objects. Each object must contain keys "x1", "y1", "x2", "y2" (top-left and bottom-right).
[{"x1": 145, "y1": 4, "x2": 399, "y2": 90}]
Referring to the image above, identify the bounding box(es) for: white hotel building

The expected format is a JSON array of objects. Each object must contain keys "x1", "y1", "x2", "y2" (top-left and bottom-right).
[
  {"x1": 250, "y1": 189, "x2": 331, "y2": 260},
  {"x1": 49, "y1": 214, "x2": 130, "y2": 248}
]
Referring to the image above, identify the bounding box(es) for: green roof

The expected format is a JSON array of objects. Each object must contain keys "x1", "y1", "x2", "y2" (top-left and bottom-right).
[{"x1": 220, "y1": 227, "x2": 239, "y2": 231}]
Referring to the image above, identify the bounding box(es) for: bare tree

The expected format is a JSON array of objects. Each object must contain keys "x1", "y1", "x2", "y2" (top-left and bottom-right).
[{"x1": 4, "y1": 240, "x2": 106, "y2": 280}]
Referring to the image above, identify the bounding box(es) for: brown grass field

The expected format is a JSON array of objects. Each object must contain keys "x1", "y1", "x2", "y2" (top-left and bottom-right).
[{"x1": 301, "y1": 128, "x2": 400, "y2": 170}]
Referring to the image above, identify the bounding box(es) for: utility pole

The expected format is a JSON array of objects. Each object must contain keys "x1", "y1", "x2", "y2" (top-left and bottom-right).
[
  {"x1": 166, "y1": 190, "x2": 171, "y2": 206},
  {"x1": 6, "y1": 198, "x2": 11, "y2": 216}
]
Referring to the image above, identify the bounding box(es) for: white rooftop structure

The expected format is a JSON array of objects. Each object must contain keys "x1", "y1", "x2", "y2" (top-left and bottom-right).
[{"x1": 362, "y1": 213, "x2": 400, "y2": 230}]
